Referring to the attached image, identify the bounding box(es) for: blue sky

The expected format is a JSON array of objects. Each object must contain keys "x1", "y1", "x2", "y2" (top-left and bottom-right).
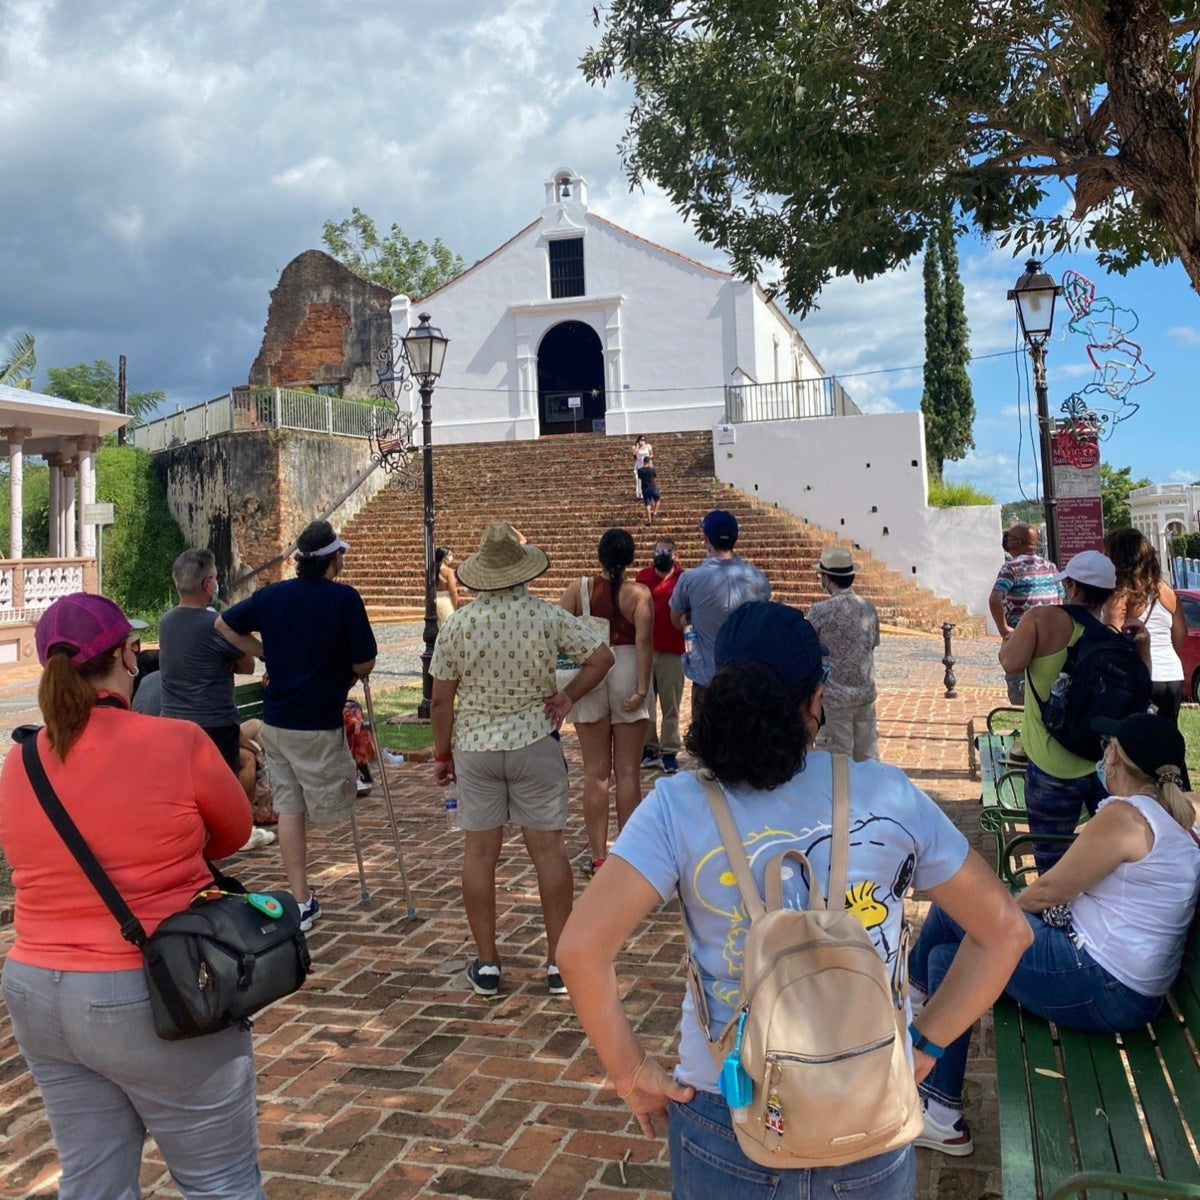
[{"x1": 0, "y1": 0, "x2": 1193, "y2": 503}]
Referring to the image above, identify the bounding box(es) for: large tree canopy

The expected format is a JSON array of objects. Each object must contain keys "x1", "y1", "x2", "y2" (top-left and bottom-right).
[
  {"x1": 583, "y1": 0, "x2": 1200, "y2": 313},
  {"x1": 44, "y1": 360, "x2": 163, "y2": 424},
  {"x1": 322, "y1": 208, "x2": 465, "y2": 298}
]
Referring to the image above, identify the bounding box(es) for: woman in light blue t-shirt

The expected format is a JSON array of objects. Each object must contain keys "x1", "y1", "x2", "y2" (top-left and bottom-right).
[{"x1": 558, "y1": 601, "x2": 1031, "y2": 1198}]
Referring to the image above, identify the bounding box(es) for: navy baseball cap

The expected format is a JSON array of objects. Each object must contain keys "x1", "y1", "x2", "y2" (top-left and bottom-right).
[
  {"x1": 702, "y1": 509, "x2": 739, "y2": 549},
  {"x1": 715, "y1": 601, "x2": 828, "y2": 690},
  {"x1": 1093, "y1": 712, "x2": 1186, "y2": 780}
]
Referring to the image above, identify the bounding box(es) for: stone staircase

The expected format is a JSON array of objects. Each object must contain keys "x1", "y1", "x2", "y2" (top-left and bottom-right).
[{"x1": 339, "y1": 430, "x2": 984, "y2": 634}]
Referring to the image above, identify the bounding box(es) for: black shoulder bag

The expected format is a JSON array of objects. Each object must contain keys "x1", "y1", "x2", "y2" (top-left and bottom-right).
[{"x1": 21, "y1": 734, "x2": 311, "y2": 1040}]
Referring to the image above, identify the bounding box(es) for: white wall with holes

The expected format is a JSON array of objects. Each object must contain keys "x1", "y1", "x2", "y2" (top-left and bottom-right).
[{"x1": 713, "y1": 412, "x2": 1003, "y2": 628}]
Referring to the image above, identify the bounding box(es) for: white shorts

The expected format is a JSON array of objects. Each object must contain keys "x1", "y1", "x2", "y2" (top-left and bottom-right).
[{"x1": 571, "y1": 644, "x2": 652, "y2": 725}]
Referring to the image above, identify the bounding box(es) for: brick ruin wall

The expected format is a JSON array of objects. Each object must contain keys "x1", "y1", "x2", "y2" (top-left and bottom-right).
[{"x1": 248, "y1": 249, "x2": 395, "y2": 399}]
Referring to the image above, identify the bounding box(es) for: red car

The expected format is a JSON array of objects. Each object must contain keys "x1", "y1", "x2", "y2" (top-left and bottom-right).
[{"x1": 1178, "y1": 589, "x2": 1200, "y2": 700}]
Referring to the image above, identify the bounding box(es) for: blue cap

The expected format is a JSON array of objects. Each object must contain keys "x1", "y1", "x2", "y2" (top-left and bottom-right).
[
  {"x1": 702, "y1": 509, "x2": 739, "y2": 549},
  {"x1": 715, "y1": 601, "x2": 828, "y2": 690}
]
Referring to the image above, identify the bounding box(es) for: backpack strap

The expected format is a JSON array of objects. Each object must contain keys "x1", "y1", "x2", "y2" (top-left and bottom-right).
[
  {"x1": 828, "y1": 753, "x2": 852, "y2": 907},
  {"x1": 581, "y1": 576, "x2": 592, "y2": 619},
  {"x1": 697, "y1": 770, "x2": 765, "y2": 923}
]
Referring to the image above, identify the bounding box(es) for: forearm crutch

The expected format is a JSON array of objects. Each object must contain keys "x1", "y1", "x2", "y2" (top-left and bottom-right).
[
  {"x1": 361, "y1": 675, "x2": 418, "y2": 919},
  {"x1": 348, "y1": 809, "x2": 371, "y2": 908}
]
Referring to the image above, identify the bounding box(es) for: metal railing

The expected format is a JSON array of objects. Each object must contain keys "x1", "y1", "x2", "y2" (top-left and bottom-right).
[
  {"x1": 723, "y1": 375, "x2": 860, "y2": 424},
  {"x1": 132, "y1": 388, "x2": 386, "y2": 451}
]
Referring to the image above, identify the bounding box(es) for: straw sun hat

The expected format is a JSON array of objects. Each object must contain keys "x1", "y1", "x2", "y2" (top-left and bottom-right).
[{"x1": 455, "y1": 522, "x2": 550, "y2": 591}]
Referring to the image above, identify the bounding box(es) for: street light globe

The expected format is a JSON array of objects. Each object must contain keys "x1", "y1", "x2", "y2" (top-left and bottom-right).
[
  {"x1": 1007, "y1": 258, "x2": 1061, "y2": 344},
  {"x1": 402, "y1": 312, "x2": 449, "y2": 381}
]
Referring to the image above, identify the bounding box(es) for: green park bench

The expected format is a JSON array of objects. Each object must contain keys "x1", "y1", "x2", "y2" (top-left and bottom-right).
[
  {"x1": 234, "y1": 680, "x2": 265, "y2": 722},
  {"x1": 993, "y1": 912, "x2": 1200, "y2": 1199}
]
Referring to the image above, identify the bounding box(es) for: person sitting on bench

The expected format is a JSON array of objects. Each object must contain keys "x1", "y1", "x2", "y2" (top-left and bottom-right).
[{"x1": 909, "y1": 712, "x2": 1200, "y2": 1156}]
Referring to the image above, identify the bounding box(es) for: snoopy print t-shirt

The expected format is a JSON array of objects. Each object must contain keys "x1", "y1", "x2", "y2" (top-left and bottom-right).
[{"x1": 610, "y1": 751, "x2": 969, "y2": 1092}]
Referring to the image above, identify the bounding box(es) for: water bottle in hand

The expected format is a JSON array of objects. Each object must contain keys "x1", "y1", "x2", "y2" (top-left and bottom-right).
[{"x1": 445, "y1": 796, "x2": 460, "y2": 832}]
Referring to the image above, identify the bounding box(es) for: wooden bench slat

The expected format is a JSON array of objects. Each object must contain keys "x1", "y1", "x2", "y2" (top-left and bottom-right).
[
  {"x1": 1085, "y1": 1030, "x2": 1161, "y2": 1183},
  {"x1": 1125, "y1": 1022, "x2": 1200, "y2": 1183},
  {"x1": 994, "y1": 999, "x2": 1040, "y2": 1199},
  {"x1": 1054, "y1": 1027, "x2": 1119, "y2": 1184},
  {"x1": 1022, "y1": 1010, "x2": 1080, "y2": 1190}
]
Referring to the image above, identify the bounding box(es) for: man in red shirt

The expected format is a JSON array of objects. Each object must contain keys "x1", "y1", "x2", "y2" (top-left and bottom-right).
[{"x1": 636, "y1": 537, "x2": 686, "y2": 773}]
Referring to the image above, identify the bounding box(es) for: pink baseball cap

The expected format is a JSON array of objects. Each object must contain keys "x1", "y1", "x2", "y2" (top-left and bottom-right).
[{"x1": 35, "y1": 593, "x2": 134, "y2": 666}]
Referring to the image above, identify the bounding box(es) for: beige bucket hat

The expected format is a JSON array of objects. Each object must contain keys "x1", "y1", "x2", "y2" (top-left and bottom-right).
[
  {"x1": 817, "y1": 545, "x2": 857, "y2": 577},
  {"x1": 455, "y1": 522, "x2": 550, "y2": 591}
]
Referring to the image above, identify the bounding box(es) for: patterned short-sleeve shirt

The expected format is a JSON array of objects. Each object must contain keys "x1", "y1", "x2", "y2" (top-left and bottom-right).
[
  {"x1": 430, "y1": 585, "x2": 606, "y2": 752},
  {"x1": 805, "y1": 588, "x2": 880, "y2": 707}
]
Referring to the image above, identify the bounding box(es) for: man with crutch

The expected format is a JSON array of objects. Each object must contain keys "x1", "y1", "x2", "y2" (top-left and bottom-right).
[{"x1": 217, "y1": 520, "x2": 377, "y2": 932}]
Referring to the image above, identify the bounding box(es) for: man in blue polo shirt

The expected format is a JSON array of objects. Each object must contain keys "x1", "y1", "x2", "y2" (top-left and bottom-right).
[{"x1": 217, "y1": 520, "x2": 377, "y2": 931}]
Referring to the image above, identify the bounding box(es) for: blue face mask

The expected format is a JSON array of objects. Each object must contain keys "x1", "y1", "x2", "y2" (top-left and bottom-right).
[{"x1": 1096, "y1": 758, "x2": 1107, "y2": 790}]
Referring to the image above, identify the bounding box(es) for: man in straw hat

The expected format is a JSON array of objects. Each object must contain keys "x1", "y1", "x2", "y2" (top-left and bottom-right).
[
  {"x1": 806, "y1": 545, "x2": 880, "y2": 761},
  {"x1": 430, "y1": 522, "x2": 614, "y2": 999},
  {"x1": 217, "y1": 519, "x2": 377, "y2": 933}
]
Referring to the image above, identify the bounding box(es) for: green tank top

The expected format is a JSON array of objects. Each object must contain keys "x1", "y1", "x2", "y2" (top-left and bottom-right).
[{"x1": 1023, "y1": 622, "x2": 1097, "y2": 778}]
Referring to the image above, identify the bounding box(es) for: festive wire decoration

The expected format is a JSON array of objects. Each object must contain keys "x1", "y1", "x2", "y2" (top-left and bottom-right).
[
  {"x1": 1057, "y1": 268, "x2": 1152, "y2": 446},
  {"x1": 368, "y1": 335, "x2": 422, "y2": 492}
]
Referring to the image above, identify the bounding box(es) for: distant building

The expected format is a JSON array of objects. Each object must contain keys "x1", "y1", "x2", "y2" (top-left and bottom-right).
[
  {"x1": 390, "y1": 167, "x2": 843, "y2": 443},
  {"x1": 1129, "y1": 483, "x2": 1199, "y2": 568}
]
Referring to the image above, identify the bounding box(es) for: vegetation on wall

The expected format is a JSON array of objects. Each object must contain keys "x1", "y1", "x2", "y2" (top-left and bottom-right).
[{"x1": 927, "y1": 478, "x2": 995, "y2": 507}]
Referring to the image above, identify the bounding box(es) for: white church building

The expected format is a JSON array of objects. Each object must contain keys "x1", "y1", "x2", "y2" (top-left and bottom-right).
[{"x1": 391, "y1": 168, "x2": 855, "y2": 442}]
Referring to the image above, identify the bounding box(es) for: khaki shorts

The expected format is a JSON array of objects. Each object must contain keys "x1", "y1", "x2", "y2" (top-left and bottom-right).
[
  {"x1": 453, "y1": 735, "x2": 569, "y2": 832},
  {"x1": 571, "y1": 644, "x2": 652, "y2": 725},
  {"x1": 260, "y1": 723, "x2": 357, "y2": 824}
]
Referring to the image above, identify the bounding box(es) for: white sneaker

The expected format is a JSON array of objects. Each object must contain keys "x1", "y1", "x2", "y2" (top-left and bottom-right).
[
  {"x1": 356, "y1": 778, "x2": 372, "y2": 795},
  {"x1": 380, "y1": 749, "x2": 405, "y2": 766},
  {"x1": 240, "y1": 826, "x2": 276, "y2": 851},
  {"x1": 913, "y1": 1107, "x2": 973, "y2": 1156}
]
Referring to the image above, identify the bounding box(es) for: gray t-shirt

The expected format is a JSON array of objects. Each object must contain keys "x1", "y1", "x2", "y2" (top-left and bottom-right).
[
  {"x1": 158, "y1": 605, "x2": 243, "y2": 726},
  {"x1": 131, "y1": 670, "x2": 163, "y2": 716},
  {"x1": 669, "y1": 555, "x2": 772, "y2": 684}
]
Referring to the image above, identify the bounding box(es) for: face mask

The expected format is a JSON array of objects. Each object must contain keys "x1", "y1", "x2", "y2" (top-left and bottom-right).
[
  {"x1": 210, "y1": 581, "x2": 220, "y2": 601},
  {"x1": 1095, "y1": 758, "x2": 1107, "y2": 790},
  {"x1": 653, "y1": 551, "x2": 674, "y2": 571}
]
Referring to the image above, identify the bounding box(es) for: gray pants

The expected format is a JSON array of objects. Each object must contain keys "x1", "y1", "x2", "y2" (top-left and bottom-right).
[
  {"x1": 2, "y1": 959, "x2": 264, "y2": 1199},
  {"x1": 817, "y1": 700, "x2": 880, "y2": 761}
]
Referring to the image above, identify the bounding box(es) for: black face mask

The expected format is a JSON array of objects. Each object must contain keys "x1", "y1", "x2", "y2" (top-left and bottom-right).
[{"x1": 653, "y1": 552, "x2": 674, "y2": 572}]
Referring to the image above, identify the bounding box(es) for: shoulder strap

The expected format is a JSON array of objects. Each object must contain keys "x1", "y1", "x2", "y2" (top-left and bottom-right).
[
  {"x1": 581, "y1": 576, "x2": 592, "y2": 619},
  {"x1": 21, "y1": 736, "x2": 148, "y2": 948},
  {"x1": 829, "y1": 753, "x2": 851, "y2": 907},
  {"x1": 697, "y1": 770, "x2": 766, "y2": 923}
]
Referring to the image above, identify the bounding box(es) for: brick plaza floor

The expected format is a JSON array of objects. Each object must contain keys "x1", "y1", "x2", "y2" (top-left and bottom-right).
[{"x1": 0, "y1": 630, "x2": 1010, "y2": 1199}]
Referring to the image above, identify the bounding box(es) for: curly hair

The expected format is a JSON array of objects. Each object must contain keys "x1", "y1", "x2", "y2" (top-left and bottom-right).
[
  {"x1": 1104, "y1": 527, "x2": 1160, "y2": 615},
  {"x1": 598, "y1": 527, "x2": 635, "y2": 610},
  {"x1": 685, "y1": 659, "x2": 822, "y2": 789}
]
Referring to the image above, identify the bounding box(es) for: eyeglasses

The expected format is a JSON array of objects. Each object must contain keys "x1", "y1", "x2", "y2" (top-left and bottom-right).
[
  {"x1": 819, "y1": 663, "x2": 831, "y2": 683},
  {"x1": 1100, "y1": 735, "x2": 1112, "y2": 755}
]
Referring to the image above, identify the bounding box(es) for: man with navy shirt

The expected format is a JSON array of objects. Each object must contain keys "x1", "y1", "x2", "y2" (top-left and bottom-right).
[{"x1": 217, "y1": 520, "x2": 377, "y2": 931}]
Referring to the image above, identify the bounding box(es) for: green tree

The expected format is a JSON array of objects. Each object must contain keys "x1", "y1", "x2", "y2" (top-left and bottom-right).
[
  {"x1": 920, "y1": 230, "x2": 949, "y2": 479},
  {"x1": 0, "y1": 332, "x2": 36, "y2": 389},
  {"x1": 1100, "y1": 462, "x2": 1152, "y2": 531},
  {"x1": 322, "y1": 208, "x2": 465, "y2": 297},
  {"x1": 44, "y1": 360, "x2": 163, "y2": 425},
  {"x1": 583, "y1": 2, "x2": 1200, "y2": 313}
]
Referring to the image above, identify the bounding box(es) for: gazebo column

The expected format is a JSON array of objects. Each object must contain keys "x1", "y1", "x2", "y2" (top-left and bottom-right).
[
  {"x1": 46, "y1": 454, "x2": 62, "y2": 558},
  {"x1": 77, "y1": 436, "x2": 99, "y2": 558},
  {"x1": 3, "y1": 427, "x2": 31, "y2": 561},
  {"x1": 62, "y1": 459, "x2": 77, "y2": 558}
]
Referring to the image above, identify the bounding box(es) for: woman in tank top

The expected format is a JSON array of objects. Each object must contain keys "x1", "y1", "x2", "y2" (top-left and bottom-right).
[
  {"x1": 1103, "y1": 528, "x2": 1185, "y2": 725},
  {"x1": 558, "y1": 528, "x2": 654, "y2": 876},
  {"x1": 909, "y1": 711, "x2": 1200, "y2": 1155}
]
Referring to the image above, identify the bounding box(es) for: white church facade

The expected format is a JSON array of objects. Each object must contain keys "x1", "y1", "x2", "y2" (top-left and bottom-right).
[{"x1": 390, "y1": 168, "x2": 847, "y2": 443}]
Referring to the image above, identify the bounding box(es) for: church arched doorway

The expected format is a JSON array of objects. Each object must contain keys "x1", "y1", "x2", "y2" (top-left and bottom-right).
[{"x1": 537, "y1": 320, "x2": 605, "y2": 435}]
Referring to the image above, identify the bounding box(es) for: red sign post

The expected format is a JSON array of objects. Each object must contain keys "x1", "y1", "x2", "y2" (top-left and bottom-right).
[{"x1": 1051, "y1": 425, "x2": 1104, "y2": 562}]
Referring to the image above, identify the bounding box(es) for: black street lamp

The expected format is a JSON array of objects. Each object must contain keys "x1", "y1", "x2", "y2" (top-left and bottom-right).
[
  {"x1": 1008, "y1": 258, "x2": 1064, "y2": 565},
  {"x1": 399, "y1": 313, "x2": 450, "y2": 719}
]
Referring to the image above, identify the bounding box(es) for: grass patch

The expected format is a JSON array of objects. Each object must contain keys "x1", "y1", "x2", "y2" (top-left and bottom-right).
[
  {"x1": 1178, "y1": 704, "x2": 1200, "y2": 779},
  {"x1": 368, "y1": 685, "x2": 435, "y2": 754},
  {"x1": 928, "y1": 478, "x2": 997, "y2": 507}
]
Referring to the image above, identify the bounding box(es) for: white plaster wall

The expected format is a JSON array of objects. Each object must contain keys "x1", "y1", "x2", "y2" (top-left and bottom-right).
[
  {"x1": 393, "y1": 200, "x2": 803, "y2": 443},
  {"x1": 714, "y1": 413, "x2": 1003, "y2": 626}
]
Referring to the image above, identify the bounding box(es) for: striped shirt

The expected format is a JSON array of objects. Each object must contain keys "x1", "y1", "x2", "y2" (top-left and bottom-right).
[{"x1": 993, "y1": 554, "x2": 1063, "y2": 628}]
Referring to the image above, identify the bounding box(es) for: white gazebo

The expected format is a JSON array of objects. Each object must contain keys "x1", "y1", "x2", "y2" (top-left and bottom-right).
[{"x1": 0, "y1": 384, "x2": 128, "y2": 662}]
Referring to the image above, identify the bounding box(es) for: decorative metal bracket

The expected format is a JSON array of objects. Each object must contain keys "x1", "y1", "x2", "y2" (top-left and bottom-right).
[{"x1": 368, "y1": 336, "x2": 421, "y2": 491}]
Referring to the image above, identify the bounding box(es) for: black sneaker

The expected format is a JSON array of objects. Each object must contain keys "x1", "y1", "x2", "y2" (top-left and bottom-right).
[
  {"x1": 298, "y1": 893, "x2": 321, "y2": 932},
  {"x1": 466, "y1": 959, "x2": 502, "y2": 998},
  {"x1": 661, "y1": 754, "x2": 679, "y2": 774},
  {"x1": 641, "y1": 749, "x2": 662, "y2": 770},
  {"x1": 546, "y1": 965, "x2": 568, "y2": 995}
]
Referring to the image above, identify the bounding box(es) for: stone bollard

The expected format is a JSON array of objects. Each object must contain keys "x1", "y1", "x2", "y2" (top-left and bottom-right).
[{"x1": 942, "y1": 622, "x2": 957, "y2": 698}]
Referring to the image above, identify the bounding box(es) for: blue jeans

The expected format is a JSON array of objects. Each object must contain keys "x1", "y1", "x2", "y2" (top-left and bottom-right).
[
  {"x1": 668, "y1": 1089, "x2": 916, "y2": 1199},
  {"x1": 2, "y1": 960, "x2": 265, "y2": 1200},
  {"x1": 1024, "y1": 761, "x2": 1107, "y2": 875},
  {"x1": 908, "y1": 905, "x2": 1162, "y2": 1110}
]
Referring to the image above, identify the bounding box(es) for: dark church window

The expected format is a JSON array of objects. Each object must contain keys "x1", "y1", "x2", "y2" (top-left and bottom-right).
[{"x1": 549, "y1": 238, "x2": 585, "y2": 298}]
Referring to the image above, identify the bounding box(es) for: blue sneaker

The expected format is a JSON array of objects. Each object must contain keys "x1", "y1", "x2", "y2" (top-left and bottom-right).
[
  {"x1": 661, "y1": 754, "x2": 679, "y2": 774},
  {"x1": 641, "y1": 748, "x2": 662, "y2": 770},
  {"x1": 467, "y1": 959, "x2": 502, "y2": 998},
  {"x1": 298, "y1": 893, "x2": 321, "y2": 932}
]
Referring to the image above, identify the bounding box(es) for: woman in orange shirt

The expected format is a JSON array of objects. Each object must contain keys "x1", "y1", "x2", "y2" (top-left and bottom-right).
[{"x1": 0, "y1": 593, "x2": 265, "y2": 1199}]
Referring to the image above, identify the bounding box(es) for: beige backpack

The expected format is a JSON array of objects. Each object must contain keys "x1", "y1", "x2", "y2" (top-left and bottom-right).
[{"x1": 687, "y1": 757, "x2": 923, "y2": 1169}]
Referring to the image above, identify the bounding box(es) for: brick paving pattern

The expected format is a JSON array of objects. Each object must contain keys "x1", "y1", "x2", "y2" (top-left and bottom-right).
[{"x1": 0, "y1": 630, "x2": 1010, "y2": 1199}]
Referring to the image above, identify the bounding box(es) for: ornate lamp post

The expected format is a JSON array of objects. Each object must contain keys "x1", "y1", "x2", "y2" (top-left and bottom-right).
[
  {"x1": 1008, "y1": 259, "x2": 1064, "y2": 565},
  {"x1": 368, "y1": 313, "x2": 449, "y2": 720}
]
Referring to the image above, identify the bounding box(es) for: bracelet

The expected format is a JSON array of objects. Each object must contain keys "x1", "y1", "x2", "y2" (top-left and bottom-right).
[
  {"x1": 433, "y1": 751, "x2": 454, "y2": 763},
  {"x1": 908, "y1": 1023, "x2": 946, "y2": 1060},
  {"x1": 616, "y1": 1053, "x2": 649, "y2": 1099}
]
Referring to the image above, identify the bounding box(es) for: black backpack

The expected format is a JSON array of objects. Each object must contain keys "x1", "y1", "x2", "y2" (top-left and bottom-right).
[{"x1": 1028, "y1": 605, "x2": 1152, "y2": 760}]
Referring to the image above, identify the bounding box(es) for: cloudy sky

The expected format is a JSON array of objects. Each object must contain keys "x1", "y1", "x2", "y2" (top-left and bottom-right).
[{"x1": 2, "y1": 0, "x2": 1195, "y2": 502}]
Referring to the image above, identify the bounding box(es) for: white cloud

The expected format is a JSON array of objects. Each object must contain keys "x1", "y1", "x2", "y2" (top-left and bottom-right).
[{"x1": 1168, "y1": 325, "x2": 1200, "y2": 345}]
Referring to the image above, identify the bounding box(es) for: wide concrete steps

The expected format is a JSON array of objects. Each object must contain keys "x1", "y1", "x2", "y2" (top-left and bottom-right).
[{"x1": 340, "y1": 432, "x2": 984, "y2": 634}]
